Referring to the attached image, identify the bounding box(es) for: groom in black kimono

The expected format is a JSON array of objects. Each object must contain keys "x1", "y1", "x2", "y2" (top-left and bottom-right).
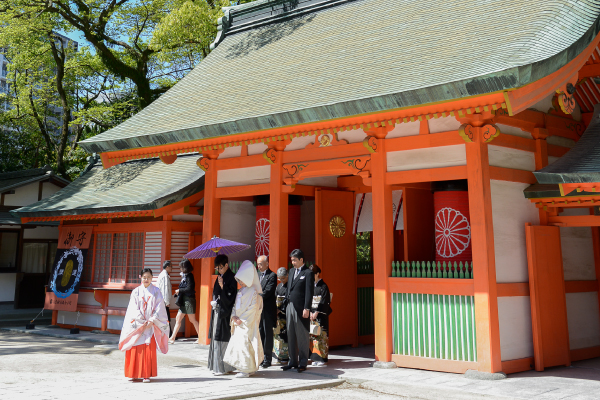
[
  {"x1": 208, "y1": 254, "x2": 237, "y2": 375},
  {"x1": 282, "y1": 249, "x2": 314, "y2": 373}
]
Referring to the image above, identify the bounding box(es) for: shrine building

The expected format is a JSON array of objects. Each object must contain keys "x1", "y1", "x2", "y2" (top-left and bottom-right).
[{"x1": 13, "y1": 0, "x2": 600, "y2": 375}]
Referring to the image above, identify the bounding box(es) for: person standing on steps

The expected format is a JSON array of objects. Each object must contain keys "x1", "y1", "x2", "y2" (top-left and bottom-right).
[
  {"x1": 169, "y1": 259, "x2": 201, "y2": 344},
  {"x1": 208, "y1": 254, "x2": 237, "y2": 375},
  {"x1": 157, "y1": 260, "x2": 173, "y2": 338},
  {"x1": 257, "y1": 255, "x2": 277, "y2": 369},
  {"x1": 282, "y1": 249, "x2": 314, "y2": 373}
]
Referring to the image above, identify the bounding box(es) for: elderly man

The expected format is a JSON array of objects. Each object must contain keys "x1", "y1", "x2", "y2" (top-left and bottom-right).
[
  {"x1": 257, "y1": 255, "x2": 277, "y2": 368},
  {"x1": 157, "y1": 260, "x2": 173, "y2": 337}
]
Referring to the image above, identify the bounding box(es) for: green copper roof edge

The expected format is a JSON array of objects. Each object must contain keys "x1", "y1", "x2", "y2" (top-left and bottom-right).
[
  {"x1": 80, "y1": 13, "x2": 600, "y2": 154},
  {"x1": 10, "y1": 174, "x2": 205, "y2": 219}
]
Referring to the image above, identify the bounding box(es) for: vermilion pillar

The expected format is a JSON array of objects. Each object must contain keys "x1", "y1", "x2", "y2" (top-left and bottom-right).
[
  {"x1": 461, "y1": 114, "x2": 502, "y2": 373},
  {"x1": 369, "y1": 130, "x2": 395, "y2": 362},
  {"x1": 198, "y1": 156, "x2": 221, "y2": 345},
  {"x1": 269, "y1": 149, "x2": 289, "y2": 272}
]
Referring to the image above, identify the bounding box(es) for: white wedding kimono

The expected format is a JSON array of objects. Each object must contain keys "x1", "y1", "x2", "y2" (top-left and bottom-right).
[
  {"x1": 223, "y1": 260, "x2": 264, "y2": 373},
  {"x1": 119, "y1": 284, "x2": 170, "y2": 354}
]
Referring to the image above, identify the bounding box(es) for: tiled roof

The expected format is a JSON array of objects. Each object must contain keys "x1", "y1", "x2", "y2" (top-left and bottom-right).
[
  {"x1": 79, "y1": 0, "x2": 600, "y2": 153},
  {"x1": 0, "y1": 211, "x2": 59, "y2": 226},
  {"x1": 534, "y1": 104, "x2": 600, "y2": 184},
  {"x1": 0, "y1": 166, "x2": 69, "y2": 193},
  {"x1": 11, "y1": 154, "x2": 205, "y2": 218}
]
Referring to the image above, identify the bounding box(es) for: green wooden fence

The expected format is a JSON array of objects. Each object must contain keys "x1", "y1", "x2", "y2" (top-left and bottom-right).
[
  {"x1": 357, "y1": 261, "x2": 374, "y2": 274},
  {"x1": 358, "y1": 287, "x2": 375, "y2": 336},
  {"x1": 391, "y1": 261, "x2": 473, "y2": 279},
  {"x1": 392, "y1": 293, "x2": 477, "y2": 361}
]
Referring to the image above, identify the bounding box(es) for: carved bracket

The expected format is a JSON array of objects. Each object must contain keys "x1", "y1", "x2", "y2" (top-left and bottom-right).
[
  {"x1": 263, "y1": 148, "x2": 277, "y2": 164},
  {"x1": 555, "y1": 75, "x2": 579, "y2": 115},
  {"x1": 363, "y1": 136, "x2": 378, "y2": 153},
  {"x1": 458, "y1": 123, "x2": 501, "y2": 143},
  {"x1": 281, "y1": 156, "x2": 372, "y2": 190},
  {"x1": 196, "y1": 157, "x2": 210, "y2": 172},
  {"x1": 305, "y1": 132, "x2": 349, "y2": 149},
  {"x1": 159, "y1": 154, "x2": 177, "y2": 165}
]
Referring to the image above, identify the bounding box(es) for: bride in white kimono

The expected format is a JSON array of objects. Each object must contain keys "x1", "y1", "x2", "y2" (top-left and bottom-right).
[
  {"x1": 119, "y1": 268, "x2": 170, "y2": 382},
  {"x1": 223, "y1": 260, "x2": 264, "y2": 378}
]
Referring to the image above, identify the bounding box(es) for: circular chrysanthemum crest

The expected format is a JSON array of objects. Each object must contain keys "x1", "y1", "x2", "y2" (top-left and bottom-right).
[
  {"x1": 435, "y1": 207, "x2": 471, "y2": 258},
  {"x1": 255, "y1": 218, "x2": 270, "y2": 256}
]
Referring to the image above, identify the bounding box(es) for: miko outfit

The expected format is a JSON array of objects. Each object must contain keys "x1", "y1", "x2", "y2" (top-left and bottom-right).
[
  {"x1": 119, "y1": 284, "x2": 170, "y2": 379},
  {"x1": 310, "y1": 279, "x2": 332, "y2": 363},
  {"x1": 223, "y1": 260, "x2": 264, "y2": 375}
]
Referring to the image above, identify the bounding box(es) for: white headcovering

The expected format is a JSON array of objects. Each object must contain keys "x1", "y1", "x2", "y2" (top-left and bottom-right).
[{"x1": 235, "y1": 260, "x2": 263, "y2": 294}]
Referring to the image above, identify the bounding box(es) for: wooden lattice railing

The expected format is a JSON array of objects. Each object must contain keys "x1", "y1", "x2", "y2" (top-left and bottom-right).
[{"x1": 391, "y1": 261, "x2": 473, "y2": 279}]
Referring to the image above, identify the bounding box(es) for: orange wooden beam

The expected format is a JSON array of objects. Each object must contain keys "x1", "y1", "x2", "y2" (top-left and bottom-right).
[
  {"x1": 547, "y1": 144, "x2": 570, "y2": 158},
  {"x1": 571, "y1": 345, "x2": 600, "y2": 362},
  {"x1": 389, "y1": 277, "x2": 474, "y2": 296},
  {"x1": 489, "y1": 167, "x2": 536, "y2": 184},
  {"x1": 269, "y1": 150, "x2": 289, "y2": 271},
  {"x1": 215, "y1": 184, "x2": 269, "y2": 199},
  {"x1": 501, "y1": 357, "x2": 533, "y2": 374},
  {"x1": 549, "y1": 215, "x2": 600, "y2": 227},
  {"x1": 579, "y1": 63, "x2": 600, "y2": 79},
  {"x1": 497, "y1": 282, "x2": 530, "y2": 297},
  {"x1": 153, "y1": 190, "x2": 204, "y2": 217},
  {"x1": 214, "y1": 154, "x2": 265, "y2": 170},
  {"x1": 385, "y1": 130, "x2": 462, "y2": 152},
  {"x1": 386, "y1": 166, "x2": 467, "y2": 185},
  {"x1": 492, "y1": 134, "x2": 536, "y2": 153}
]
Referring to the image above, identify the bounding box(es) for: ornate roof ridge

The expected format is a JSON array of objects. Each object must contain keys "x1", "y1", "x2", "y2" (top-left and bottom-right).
[{"x1": 211, "y1": 0, "x2": 355, "y2": 50}]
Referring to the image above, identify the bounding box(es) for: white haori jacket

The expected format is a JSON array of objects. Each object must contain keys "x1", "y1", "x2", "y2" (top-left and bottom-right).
[
  {"x1": 157, "y1": 269, "x2": 172, "y2": 308},
  {"x1": 223, "y1": 260, "x2": 264, "y2": 373},
  {"x1": 119, "y1": 284, "x2": 170, "y2": 354}
]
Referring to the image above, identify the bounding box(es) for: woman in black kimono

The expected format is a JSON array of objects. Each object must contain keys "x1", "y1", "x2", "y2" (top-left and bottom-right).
[
  {"x1": 169, "y1": 259, "x2": 200, "y2": 343},
  {"x1": 208, "y1": 254, "x2": 237, "y2": 375},
  {"x1": 273, "y1": 267, "x2": 289, "y2": 364},
  {"x1": 309, "y1": 264, "x2": 332, "y2": 366}
]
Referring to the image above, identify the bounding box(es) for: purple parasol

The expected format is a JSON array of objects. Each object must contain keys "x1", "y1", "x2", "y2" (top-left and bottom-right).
[{"x1": 184, "y1": 236, "x2": 251, "y2": 259}]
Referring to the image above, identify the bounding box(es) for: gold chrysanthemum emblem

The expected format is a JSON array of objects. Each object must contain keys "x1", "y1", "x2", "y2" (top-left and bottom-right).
[{"x1": 329, "y1": 215, "x2": 346, "y2": 238}]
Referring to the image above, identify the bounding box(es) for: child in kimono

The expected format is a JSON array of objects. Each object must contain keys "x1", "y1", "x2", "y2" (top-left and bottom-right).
[
  {"x1": 223, "y1": 260, "x2": 264, "y2": 378},
  {"x1": 119, "y1": 268, "x2": 170, "y2": 382}
]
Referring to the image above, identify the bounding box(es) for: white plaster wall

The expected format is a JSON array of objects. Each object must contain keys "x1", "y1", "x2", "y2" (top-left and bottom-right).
[
  {"x1": 42, "y1": 182, "x2": 61, "y2": 199},
  {"x1": 3, "y1": 183, "x2": 39, "y2": 206},
  {"x1": 57, "y1": 311, "x2": 101, "y2": 328},
  {"x1": 387, "y1": 145, "x2": 466, "y2": 172},
  {"x1": 530, "y1": 93, "x2": 555, "y2": 114},
  {"x1": 218, "y1": 146, "x2": 242, "y2": 159},
  {"x1": 0, "y1": 273, "x2": 16, "y2": 302},
  {"x1": 301, "y1": 200, "x2": 316, "y2": 265},
  {"x1": 496, "y1": 124, "x2": 531, "y2": 139},
  {"x1": 337, "y1": 129, "x2": 366, "y2": 144},
  {"x1": 248, "y1": 142, "x2": 268, "y2": 156},
  {"x1": 77, "y1": 292, "x2": 101, "y2": 306},
  {"x1": 498, "y1": 296, "x2": 534, "y2": 361},
  {"x1": 108, "y1": 293, "x2": 130, "y2": 308},
  {"x1": 299, "y1": 176, "x2": 338, "y2": 187},
  {"x1": 547, "y1": 136, "x2": 575, "y2": 148},
  {"x1": 491, "y1": 180, "x2": 540, "y2": 283},
  {"x1": 488, "y1": 146, "x2": 536, "y2": 171},
  {"x1": 220, "y1": 200, "x2": 256, "y2": 263},
  {"x1": 566, "y1": 292, "x2": 600, "y2": 350},
  {"x1": 108, "y1": 315, "x2": 125, "y2": 331},
  {"x1": 23, "y1": 226, "x2": 59, "y2": 240},
  {"x1": 285, "y1": 135, "x2": 315, "y2": 150},
  {"x1": 561, "y1": 228, "x2": 596, "y2": 281},
  {"x1": 386, "y1": 120, "x2": 420, "y2": 138},
  {"x1": 428, "y1": 116, "x2": 461, "y2": 133},
  {"x1": 217, "y1": 165, "x2": 270, "y2": 187}
]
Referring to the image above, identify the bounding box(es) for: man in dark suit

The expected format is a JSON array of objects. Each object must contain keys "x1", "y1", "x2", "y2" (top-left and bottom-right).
[
  {"x1": 282, "y1": 249, "x2": 314, "y2": 373},
  {"x1": 257, "y1": 255, "x2": 277, "y2": 368}
]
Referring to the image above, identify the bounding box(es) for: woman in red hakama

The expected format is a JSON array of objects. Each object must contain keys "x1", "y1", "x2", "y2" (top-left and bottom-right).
[{"x1": 119, "y1": 268, "x2": 170, "y2": 382}]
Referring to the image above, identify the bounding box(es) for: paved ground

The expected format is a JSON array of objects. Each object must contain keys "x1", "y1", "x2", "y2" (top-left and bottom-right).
[{"x1": 3, "y1": 326, "x2": 600, "y2": 399}]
